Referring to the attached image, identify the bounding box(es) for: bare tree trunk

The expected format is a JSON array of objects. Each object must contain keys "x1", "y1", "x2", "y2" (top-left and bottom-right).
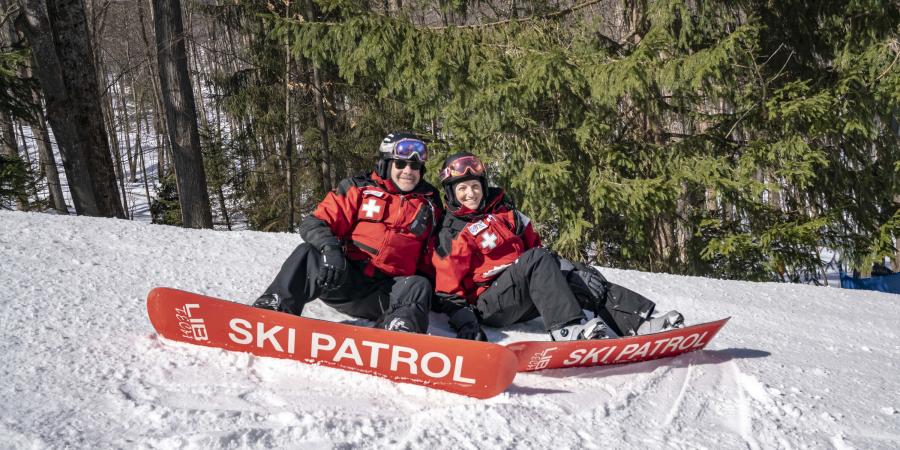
[
  {"x1": 0, "y1": 110, "x2": 17, "y2": 158},
  {"x1": 4, "y1": 0, "x2": 62, "y2": 213},
  {"x1": 284, "y1": 1, "x2": 294, "y2": 230},
  {"x1": 216, "y1": 184, "x2": 230, "y2": 230},
  {"x1": 137, "y1": 110, "x2": 154, "y2": 222},
  {"x1": 102, "y1": 91, "x2": 120, "y2": 171},
  {"x1": 154, "y1": 120, "x2": 163, "y2": 174},
  {"x1": 131, "y1": 80, "x2": 153, "y2": 215},
  {"x1": 185, "y1": 7, "x2": 210, "y2": 133},
  {"x1": 327, "y1": 87, "x2": 345, "y2": 180},
  {"x1": 132, "y1": 82, "x2": 154, "y2": 222},
  {"x1": 138, "y1": 0, "x2": 170, "y2": 177},
  {"x1": 16, "y1": 0, "x2": 124, "y2": 218},
  {"x1": 15, "y1": 120, "x2": 42, "y2": 202},
  {"x1": 0, "y1": 111, "x2": 29, "y2": 209},
  {"x1": 27, "y1": 74, "x2": 68, "y2": 214},
  {"x1": 86, "y1": 0, "x2": 126, "y2": 216},
  {"x1": 105, "y1": 81, "x2": 129, "y2": 217},
  {"x1": 205, "y1": 18, "x2": 230, "y2": 231},
  {"x1": 117, "y1": 78, "x2": 136, "y2": 182},
  {"x1": 107, "y1": 11, "x2": 136, "y2": 182},
  {"x1": 0, "y1": 113, "x2": 19, "y2": 158},
  {"x1": 314, "y1": 71, "x2": 332, "y2": 189},
  {"x1": 152, "y1": 0, "x2": 213, "y2": 228},
  {"x1": 14, "y1": 120, "x2": 32, "y2": 166},
  {"x1": 304, "y1": 0, "x2": 332, "y2": 192},
  {"x1": 89, "y1": 0, "x2": 121, "y2": 189},
  {"x1": 675, "y1": 185, "x2": 688, "y2": 266}
]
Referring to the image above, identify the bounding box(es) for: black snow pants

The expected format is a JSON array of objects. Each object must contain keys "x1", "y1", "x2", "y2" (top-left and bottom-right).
[
  {"x1": 589, "y1": 284, "x2": 656, "y2": 336},
  {"x1": 262, "y1": 243, "x2": 432, "y2": 333},
  {"x1": 561, "y1": 258, "x2": 657, "y2": 336},
  {"x1": 476, "y1": 247, "x2": 657, "y2": 335},
  {"x1": 476, "y1": 247, "x2": 586, "y2": 331}
]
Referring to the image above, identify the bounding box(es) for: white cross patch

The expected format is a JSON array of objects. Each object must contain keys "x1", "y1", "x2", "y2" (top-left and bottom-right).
[
  {"x1": 362, "y1": 199, "x2": 381, "y2": 218},
  {"x1": 480, "y1": 232, "x2": 498, "y2": 250}
]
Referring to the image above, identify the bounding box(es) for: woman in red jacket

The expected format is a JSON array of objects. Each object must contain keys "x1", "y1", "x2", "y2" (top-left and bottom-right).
[{"x1": 432, "y1": 152, "x2": 684, "y2": 341}]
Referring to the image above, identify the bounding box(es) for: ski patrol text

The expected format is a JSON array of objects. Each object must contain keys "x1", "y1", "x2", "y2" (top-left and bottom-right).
[
  {"x1": 562, "y1": 331, "x2": 711, "y2": 367},
  {"x1": 310, "y1": 333, "x2": 476, "y2": 384},
  {"x1": 226, "y1": 319, "x2": 476, "y2": 384}
]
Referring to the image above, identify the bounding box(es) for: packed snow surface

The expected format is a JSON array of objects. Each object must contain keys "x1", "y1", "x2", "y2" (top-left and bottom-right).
[{"x1": 2, "y1": 210, "x2": 899, "y2": 449}]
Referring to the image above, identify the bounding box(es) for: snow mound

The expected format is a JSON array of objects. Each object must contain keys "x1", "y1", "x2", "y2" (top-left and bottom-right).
[{"x1": 2, "y1": 210, "x2": 899, "y2": 448}]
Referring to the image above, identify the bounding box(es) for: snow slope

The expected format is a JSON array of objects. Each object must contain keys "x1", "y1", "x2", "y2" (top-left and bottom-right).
[{"x1": 2, "y1": 210, "x2": 899, "y2": 449}]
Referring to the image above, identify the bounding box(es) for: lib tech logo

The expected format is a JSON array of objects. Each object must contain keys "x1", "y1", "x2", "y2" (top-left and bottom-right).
[
  {"x1": 526, "y1": 346, "x2": 558, "y2": 371},
  {"x1": 174, "y1": 303, "x2": 209, "y2": 341}
]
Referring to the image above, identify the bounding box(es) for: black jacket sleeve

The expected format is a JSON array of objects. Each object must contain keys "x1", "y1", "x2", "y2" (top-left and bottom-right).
[
  {"x1": 299, "y1": 215, "x2": 341, "y2": 251},
  {"x1": 298, "y1": 176, "x2": 366, "y2": 250}
]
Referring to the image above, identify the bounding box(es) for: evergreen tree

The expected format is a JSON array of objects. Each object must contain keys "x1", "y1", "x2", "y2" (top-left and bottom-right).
[
  {"x1": 201, "y1": 0, "x2": 418, "y2": 231},
  {"x1": 0, "y1": 31, "x2": 39, "y2": 210},
  {"x1": 271, "y1": 0, "x2": 898, "y2": 280},
  {"x1": 149, "y1": 172, "x2": 183, "y2": 226}
]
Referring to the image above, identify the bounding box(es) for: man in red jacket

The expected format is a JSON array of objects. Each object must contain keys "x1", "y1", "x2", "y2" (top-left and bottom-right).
[
  {"x1": 432, "y1": 152, "x2": 683, "y2": 341},
  {"x1": 253, "y1": 132, "x2": 442, "y2": 333}
]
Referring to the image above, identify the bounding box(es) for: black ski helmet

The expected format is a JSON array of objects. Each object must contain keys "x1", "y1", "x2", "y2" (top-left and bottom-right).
[
  {"x1": 375, "y1": 131, "x2": 428, "y2": 179},
  {"x1": 440, "y1": 152, "x2": 488, "y2": 210}
]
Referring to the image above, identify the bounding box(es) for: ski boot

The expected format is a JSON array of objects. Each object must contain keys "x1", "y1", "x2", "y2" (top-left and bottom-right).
[
  {"x1": 252, "y1": 293, "x2": 283, "y2": 311},
  {"x1": 637, "y1": 310, "x2": 684, "y2": 334},
  {"x1": 550, "y1": 317, "x2": 613, "y2": 341}
]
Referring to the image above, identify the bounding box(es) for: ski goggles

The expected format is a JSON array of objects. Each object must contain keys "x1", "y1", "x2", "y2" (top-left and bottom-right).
[
  {"x1": 439, "y1": 155, "x2": 485, "y2": 182},
  {"x1": 389, "y1": 139, "x2": 428, "y2": 161}
]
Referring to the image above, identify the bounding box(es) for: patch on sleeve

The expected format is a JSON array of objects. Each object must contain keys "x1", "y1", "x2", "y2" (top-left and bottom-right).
[
  {"x1": 467, "y1": 220, "x2": 488, "y2": 236},
  {"x1": 515, "y1": 211, "x2": 531, "y2": 228},
  {"x1": 362, "y1": 189, "x2": 385, "y2": 198}
]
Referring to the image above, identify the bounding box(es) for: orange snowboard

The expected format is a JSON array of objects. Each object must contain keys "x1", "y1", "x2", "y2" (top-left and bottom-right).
[
  {"x1": 506, "y1": 318, "x2": 730, "y2": 371},
  {"x1": 147, "y1": 287, "x2": 518, "y2": 399}
]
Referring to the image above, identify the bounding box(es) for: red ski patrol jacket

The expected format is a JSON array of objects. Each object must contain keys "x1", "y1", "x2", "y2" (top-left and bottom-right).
[
  {"x1": 299, "y1": 171, "x2": 442, "y2": 278},
  {"x1": 432, "y1": 188, "x2": 541, "y2": 303}
]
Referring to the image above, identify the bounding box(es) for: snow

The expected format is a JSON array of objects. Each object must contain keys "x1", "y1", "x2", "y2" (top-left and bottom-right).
[{"x1": 2, "y1": 210, "x2": 900, "y2": 449}]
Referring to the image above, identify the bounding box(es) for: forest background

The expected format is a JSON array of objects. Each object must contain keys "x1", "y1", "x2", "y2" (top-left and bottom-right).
[{"x1": 0, "y1": 0, "x2": 897, "y2": 283}]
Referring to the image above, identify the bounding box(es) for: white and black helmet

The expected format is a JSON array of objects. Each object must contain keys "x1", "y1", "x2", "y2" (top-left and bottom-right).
[{"x1": 375, "y1": 131, "x2": 428, "y2": 178}]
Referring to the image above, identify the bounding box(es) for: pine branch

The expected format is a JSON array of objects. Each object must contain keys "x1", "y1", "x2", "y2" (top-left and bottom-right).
[
  {"x1": 432, "y1": 0, "x2": 604, "y2": 29},
  {"x1": 873, "y1": 38, "x2": 899, "y2": 83},
  {"x1": 0, "y1": 4, "x2": 20, "y2": 30}
]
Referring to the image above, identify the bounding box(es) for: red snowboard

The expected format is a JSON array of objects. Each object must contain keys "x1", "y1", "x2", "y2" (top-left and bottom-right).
[
  {"x1": 505, "y1": 318, "x2": 730, "y2": 372},
  {"x1": 147, "y1": 287, "x2": 518, "y2": 399}
]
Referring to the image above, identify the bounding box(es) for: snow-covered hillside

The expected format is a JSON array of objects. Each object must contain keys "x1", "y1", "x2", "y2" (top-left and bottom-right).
[{"x1": 1, "y1": 210, "x2": 898, "y2": 449}]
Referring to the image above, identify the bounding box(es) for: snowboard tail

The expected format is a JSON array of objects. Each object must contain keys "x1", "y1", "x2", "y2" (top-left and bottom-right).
[{"x1": 147, "y1": 287, "x2": 518, "y2": 399}]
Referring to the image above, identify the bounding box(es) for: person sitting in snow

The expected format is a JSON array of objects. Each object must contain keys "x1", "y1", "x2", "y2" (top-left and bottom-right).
[
  {"x1": 432, "y1": 152, "x2": 684, "y2": 342},
  {"x1": 253, "y1": 132, "x2": 442, "y2": 334}
]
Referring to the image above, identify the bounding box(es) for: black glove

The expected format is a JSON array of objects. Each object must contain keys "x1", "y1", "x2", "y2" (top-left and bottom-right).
[
  {"x1": 560, "y1": 256, "x2": 609, "y2": 309},
  {"x1": 317, "y1": 245, "x2": 348, "y2": 290},
  {"x1": 448, "y1": 306, "x2": 487, "y2": 341},
  {"x1": 571, "y1": 261, "x2": 608, "y2": 301}
]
